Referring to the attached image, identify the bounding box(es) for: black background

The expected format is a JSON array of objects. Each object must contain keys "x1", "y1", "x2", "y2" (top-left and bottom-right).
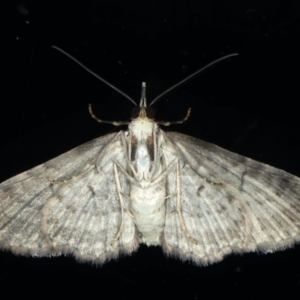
[{"x1": 2, "y1": 1, "x2": 300, "y2": 299}]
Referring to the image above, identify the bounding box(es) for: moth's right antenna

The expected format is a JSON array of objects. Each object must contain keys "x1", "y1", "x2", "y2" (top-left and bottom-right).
[
  {"x1": 52, "y1": 46, "x2": 137, "y2": 106},
  {"x1": 149, "y1": 53, "x2": 238, "y2": 106}
]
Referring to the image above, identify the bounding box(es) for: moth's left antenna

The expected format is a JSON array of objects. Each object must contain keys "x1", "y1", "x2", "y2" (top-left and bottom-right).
[{"x1": 52, "y1": 46, "x2": 137, "y2": 106}]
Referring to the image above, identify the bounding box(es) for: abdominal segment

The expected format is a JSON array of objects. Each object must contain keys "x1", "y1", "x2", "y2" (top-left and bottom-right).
[{"x1": 130, "y1": 183, "x2": 166, "y2": 246}]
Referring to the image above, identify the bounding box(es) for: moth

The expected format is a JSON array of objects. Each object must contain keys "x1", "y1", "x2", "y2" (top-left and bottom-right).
[{"x1": 0, "y1": 47, "x2": 299, "y2": 266}]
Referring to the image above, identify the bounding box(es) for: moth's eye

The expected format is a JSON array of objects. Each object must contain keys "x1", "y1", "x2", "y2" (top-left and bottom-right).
[
  {"x1": 131, "y1": 107, "x2": 140, "y2": 119},
  {"x1": 145, "y1": 107, "x2": 155, "y2": 119}
]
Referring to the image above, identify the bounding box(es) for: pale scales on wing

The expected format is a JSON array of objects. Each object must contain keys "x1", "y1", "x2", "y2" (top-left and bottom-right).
[{"x1": 0, "y1": 48, "x2": 299, "y2": 265}]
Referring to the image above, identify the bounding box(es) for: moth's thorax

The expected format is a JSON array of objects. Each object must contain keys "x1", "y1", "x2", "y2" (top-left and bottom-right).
[
  {"x1": 128, "y1": 116, "x2": 156, "y2": 140},
  {"x1": 127, "y1": 116, "x2": 158, "y2": 180}
]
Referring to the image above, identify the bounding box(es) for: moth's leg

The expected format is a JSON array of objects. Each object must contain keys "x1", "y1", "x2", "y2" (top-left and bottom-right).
[
  {"x1": 89, "y1": 104, "x2": 130, "y2": 126},
  {"x1": 113, "y1": 163, "x2": 135, "y2": 218},
  {"x1": 156, "y1": 108, "x2": 191, "y2": 126},
  {"x1": 175, "y1": 160, "x2": 199, "y2": 245},
  {"x1": 163, "y1": 193, "x2": 177, "y2": 200},
  {"x1": 114, "y1": 161, "x2": 138, "y2": 185},
  {"x1": 117, "y1": 192, "x2": 135, "y2": 218},
  {"x1": 147, "y1": 159, "x2": 178, "y2": 187},
  {"x1": 110, "y1": 163, "x2": 134, "y2": 245},
  {"x1": 51, "y1": 165, "x2": 94, "y2": 184},
  {"x1": 115, "y1": 158, "x2": 177, "y2": 188}
]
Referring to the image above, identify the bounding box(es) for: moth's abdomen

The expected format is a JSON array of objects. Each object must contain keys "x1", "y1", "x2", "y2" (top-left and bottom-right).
[{"x1": 130, "y1": 182, "x2": 165, "y2": 246}]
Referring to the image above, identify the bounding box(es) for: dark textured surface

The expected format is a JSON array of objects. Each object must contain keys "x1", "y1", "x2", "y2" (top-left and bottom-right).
[{"x1": 2, "y1": 1, "x2": 300, "y2": 299}]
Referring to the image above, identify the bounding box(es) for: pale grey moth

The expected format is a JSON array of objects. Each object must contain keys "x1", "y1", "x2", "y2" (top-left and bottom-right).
[{"x1": 0, "y1": 47, "x2": 299, "y2": 266}]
